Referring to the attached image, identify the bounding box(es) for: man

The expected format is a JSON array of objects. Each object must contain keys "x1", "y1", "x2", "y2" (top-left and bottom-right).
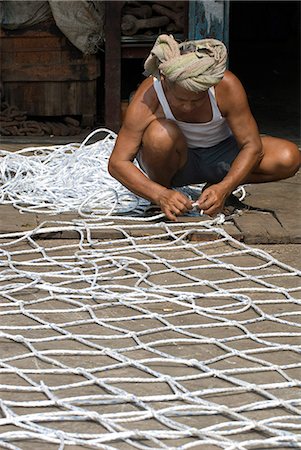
[{"x1": 108, "y1": 34, "x2": 300, "y2": 221}]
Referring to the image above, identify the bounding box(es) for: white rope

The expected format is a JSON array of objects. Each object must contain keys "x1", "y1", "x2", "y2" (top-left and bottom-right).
[
  {"x1": 0, "y1": 131, "x2": 300, "y2": 449},
  {"x1": 0, "y1": 128, "x2": 150, "y2": 217}
]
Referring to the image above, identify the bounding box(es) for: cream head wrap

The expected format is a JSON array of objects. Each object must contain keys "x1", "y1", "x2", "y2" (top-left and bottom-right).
[{"x1": 144, "y1": 34, "x2": 227, "y2": 92}]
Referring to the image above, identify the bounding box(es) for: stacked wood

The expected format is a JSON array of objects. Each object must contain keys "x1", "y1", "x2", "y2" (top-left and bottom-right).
[
  {"x1": 121, "y1": 1, "x2": 185, "y2": 37},
  {"x1": 0, "y1": 102, "x2": 85, "y2": 136},
  {"x1": 1, "y1": 27, "x2": 99, "y2": 129}
]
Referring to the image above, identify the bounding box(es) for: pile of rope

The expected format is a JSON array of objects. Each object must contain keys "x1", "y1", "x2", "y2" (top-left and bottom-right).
[
  {"x1": 0, "y1": 102, "x2": 83, "y2": 137},
  {"x1": 0, "y1": 129, "x2": 154, "y2": 216}
]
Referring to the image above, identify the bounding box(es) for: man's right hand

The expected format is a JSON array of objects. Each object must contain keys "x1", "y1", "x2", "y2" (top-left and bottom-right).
[{"x1": 157, "y1": 189, "x2": 193, "y2": 221}]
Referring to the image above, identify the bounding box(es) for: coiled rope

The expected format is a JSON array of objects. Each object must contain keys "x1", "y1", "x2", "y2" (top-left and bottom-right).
[{"x1": 0, "y1": 128, "x2": 151, "y2": 217}]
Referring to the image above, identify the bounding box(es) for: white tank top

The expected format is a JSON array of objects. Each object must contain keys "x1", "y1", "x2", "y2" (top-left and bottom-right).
[{"x1": 153, "y1": 77, "x2": 232, "y2": 148}]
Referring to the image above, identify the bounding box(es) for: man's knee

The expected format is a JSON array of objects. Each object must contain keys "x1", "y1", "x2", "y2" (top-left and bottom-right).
[
  {"x1": 280, "y1": 142, "x2": 301, "y2": 176},
  {"x1": 142, "y1": 119, "x2": 186, "y2": 152}
]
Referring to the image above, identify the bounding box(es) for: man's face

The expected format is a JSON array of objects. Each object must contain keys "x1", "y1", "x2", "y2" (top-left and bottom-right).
[{"x1": 164, "y1": 79, "x2": 208, "y2": 113}]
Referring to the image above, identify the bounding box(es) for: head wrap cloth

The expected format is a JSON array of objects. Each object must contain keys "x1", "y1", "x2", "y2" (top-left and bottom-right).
[{"x1": 144, "y1": 34, "x2": 227, "y2": 92}]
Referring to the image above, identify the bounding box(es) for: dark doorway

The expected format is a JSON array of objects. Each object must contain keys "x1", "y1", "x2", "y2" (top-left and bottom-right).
[{"x1": 228, "y1": 1, "x2": 300, "y2": 142}]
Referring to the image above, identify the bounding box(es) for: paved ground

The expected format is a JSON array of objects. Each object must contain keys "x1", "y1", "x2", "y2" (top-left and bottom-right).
[
  {"x1": 1, "y1": 223, "x2": 300, "y2": 449},
  {"x1": 0, "y1": 140, "x2": 300, "y2": 449}
]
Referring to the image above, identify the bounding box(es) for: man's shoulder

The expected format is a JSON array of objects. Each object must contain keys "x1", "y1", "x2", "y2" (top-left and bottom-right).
[
  {"x1": 217, "y1": 70, "x2": 242, "y2": 92},
  {"x1": 123, "y1": 77, "x2": 160, "y2": 131},
  {"x1": 132, "y1": 76, "x2": 159, "y2": 110},
  {"x1": 215, "y1": 70, "x2": 247, "y2": 105},
  {"x1": 215, "y1": 70, "x2": 250, "y2": 117}
]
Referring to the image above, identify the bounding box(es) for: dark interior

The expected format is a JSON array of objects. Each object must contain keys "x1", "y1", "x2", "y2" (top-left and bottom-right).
[{"x1": 229, "y1": 1, "x2": 300, "y2": 140}]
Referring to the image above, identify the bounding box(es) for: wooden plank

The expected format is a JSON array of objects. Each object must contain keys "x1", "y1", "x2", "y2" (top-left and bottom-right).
[
  {"x1": 1, "y1": 26, "x2": 100, "y2": 82},
  {"x1": 105, "y1": 1, "x2": 124, "y2": 133},
  {"x1": 121, "y1": 46, "x2": 152, "y2": 59},
  {"x1": 4, "y1": 80, "x2": 97, "y2": 117},
  {"x1": 1, "y1": 23, "x2": 99, "y2": 122},
  {"x1": 2, "y1": 62, "x2": 100, "y2": 82}
]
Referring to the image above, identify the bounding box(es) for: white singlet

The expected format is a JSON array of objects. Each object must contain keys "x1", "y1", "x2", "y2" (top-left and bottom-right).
[{"x1": 153, "y1": 77, "x2": 232, "y2": 148}]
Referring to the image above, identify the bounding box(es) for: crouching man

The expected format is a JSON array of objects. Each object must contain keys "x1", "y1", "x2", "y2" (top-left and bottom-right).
[{"x1": 109, "y1": 34, "x2": 300, "y2": 221}]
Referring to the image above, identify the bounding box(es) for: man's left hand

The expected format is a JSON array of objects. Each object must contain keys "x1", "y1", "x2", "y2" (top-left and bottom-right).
[{"x1": 197, "y1": 184, "x2": 229, "y2": 217}]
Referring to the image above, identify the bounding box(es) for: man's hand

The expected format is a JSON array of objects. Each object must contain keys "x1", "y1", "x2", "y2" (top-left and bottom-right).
[
  {"x1": 158, "y1": 189, "x2": 193, "y2": 221},
  {"x1": 197, "y1": 184, "x2": 229, "y2": 217}
]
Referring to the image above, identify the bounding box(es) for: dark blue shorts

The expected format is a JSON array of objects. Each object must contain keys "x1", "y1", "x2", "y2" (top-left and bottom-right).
[{"x1": 171, "y1": 135, "x2": 241, "y2": 187}]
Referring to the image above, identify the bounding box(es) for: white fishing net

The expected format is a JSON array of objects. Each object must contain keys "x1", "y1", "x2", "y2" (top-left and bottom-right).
[{"x1": 0, "y1": 131, "x2": 300, "y2": 450}]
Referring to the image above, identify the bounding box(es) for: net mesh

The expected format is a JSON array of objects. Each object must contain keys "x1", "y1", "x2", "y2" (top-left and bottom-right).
[
  {"x1": 1, "y1": 219, "x2": 301, "y2": 450},
  {"x1": 0, "y1": 129, "x2": 300, "y2": 449}
]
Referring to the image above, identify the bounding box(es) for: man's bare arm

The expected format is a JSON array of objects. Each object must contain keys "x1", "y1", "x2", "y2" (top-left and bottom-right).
[
  {"x1": 108, "y1": 80, "x2": 191, "y2": 221},
  {"x1": 109, "y1": 126, "x2": 168, "y2": 203},
  {"x1": 109, "y1": 80, "x2": 164, "y2": 198},
  {"x1": 218, "y1": 72, "x2": 263, "y2": 190},
  {"x1": 198, "y1": 72, "x2": 263, "y2": 216}
]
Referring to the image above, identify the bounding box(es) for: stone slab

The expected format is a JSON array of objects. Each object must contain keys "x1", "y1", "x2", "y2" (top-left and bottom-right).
[
  {"x1": 232, "y1": 171, "x2": 301, "y2": 244},
  {"x1": 0, "y1": 204, "x2": 38, "y2": 233},
  {"x1": 233, "y1": 211, "x2": 290, "y2": 244}
]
